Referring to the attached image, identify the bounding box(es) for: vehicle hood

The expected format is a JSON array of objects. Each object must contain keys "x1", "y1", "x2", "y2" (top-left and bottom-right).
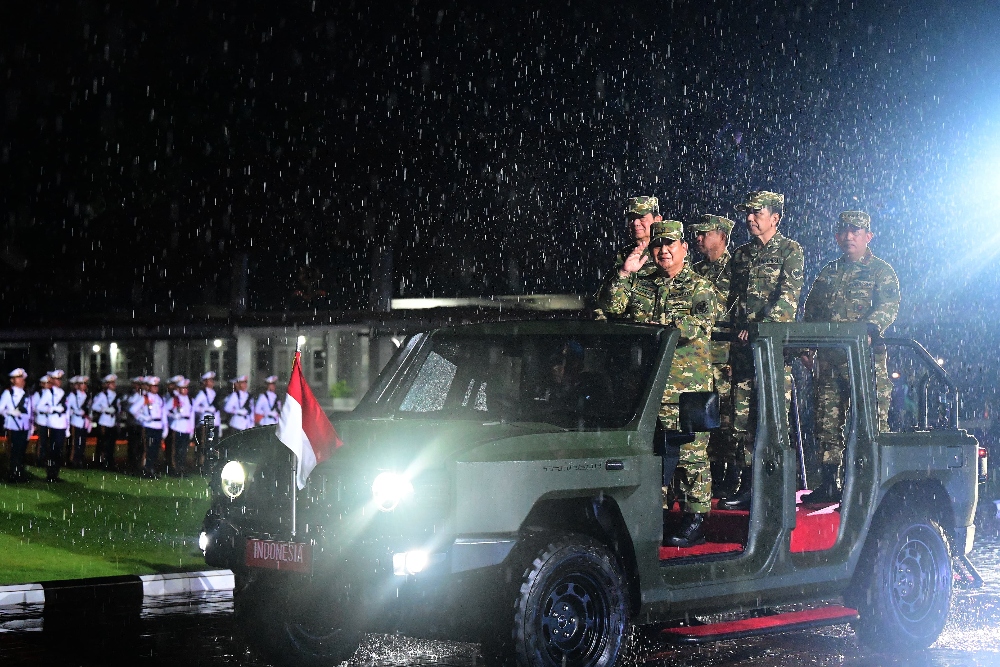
[{"x1": 320, "y1": 418, "x2": 569, "y2": 470}]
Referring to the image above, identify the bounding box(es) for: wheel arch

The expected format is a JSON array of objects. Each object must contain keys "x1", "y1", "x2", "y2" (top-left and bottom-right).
[
  {"x1": 518, "y1": 494, "x2": 641, "y2": 613},
  {"x1": 870, "y1": 478, "x2": 957, "y2": 551}
]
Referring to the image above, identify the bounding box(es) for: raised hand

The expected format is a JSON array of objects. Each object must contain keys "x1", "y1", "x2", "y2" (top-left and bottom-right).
[{"x1": 620, "y1": 245, "x2": 649, "y2": 276}]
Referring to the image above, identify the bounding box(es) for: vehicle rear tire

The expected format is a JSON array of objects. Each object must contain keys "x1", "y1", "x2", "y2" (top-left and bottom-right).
[
  {"x1": 847, "y1": 511, "x2": 952, "y2": 650},
  {"x1": 507, "y1": 535, "x2": 630, "y2": 667},
  {"x1": 233, "y1": 569, "x2": 363, "y2": 667}
]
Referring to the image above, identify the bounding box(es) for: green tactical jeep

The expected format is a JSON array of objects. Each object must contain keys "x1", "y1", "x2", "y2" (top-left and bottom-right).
[{"x1": 200, "y1": 320, "x2": 981, "y2": 667}]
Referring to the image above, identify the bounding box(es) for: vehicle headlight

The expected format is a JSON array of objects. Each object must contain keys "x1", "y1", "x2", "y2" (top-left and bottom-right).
[
  {"x1": 372, "y1": 471, "x2": 413, "y2": 512},
  {"x1": 220, "y1": 461, "x2": 247, "y2": 499}
]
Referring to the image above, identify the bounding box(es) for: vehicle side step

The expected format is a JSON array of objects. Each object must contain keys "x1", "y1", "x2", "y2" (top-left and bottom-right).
[{"x1": 659, "y1": 605, "x2": 859, "y2": 644}]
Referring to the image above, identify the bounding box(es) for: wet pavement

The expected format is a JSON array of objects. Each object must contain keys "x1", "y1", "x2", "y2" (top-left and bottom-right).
[{"x1": 2, "y1": 534, "x2": 999, "y2": 666}]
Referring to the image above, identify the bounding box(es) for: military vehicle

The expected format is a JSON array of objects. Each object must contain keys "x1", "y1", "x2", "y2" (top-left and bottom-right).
[{"x1": 200, "y1": 320, "x2": 981, "y2": 667}]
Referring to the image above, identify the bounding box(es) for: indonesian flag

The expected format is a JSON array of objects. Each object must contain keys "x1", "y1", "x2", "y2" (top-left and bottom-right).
[{"x1": 276, "y1": 351, "x2": 343, "y2": 489}]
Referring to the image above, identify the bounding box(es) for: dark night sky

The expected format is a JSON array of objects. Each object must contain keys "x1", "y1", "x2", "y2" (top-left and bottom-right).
[{"x1": 3, "y1": 0, "x2": 1000, "y2": 325}]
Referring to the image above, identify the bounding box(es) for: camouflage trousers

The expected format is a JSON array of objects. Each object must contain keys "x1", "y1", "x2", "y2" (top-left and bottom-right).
[
  {"x1": 815, "y1": 348, "x2": 890, "y2": 468},
  {"x1": 660, "y1": 403, "x2": 712, "y2": 514},
  {"x1": 707, "y1": 362, "x2": 736, "y2": 464},
  {"x1": 729, "y1": 345, "x2": 792, "y2": 468}
]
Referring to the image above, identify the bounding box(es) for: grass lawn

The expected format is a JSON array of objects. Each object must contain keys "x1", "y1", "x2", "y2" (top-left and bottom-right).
[{"x1": 0, "y1": 465, "x2": 212, "y2": 585}]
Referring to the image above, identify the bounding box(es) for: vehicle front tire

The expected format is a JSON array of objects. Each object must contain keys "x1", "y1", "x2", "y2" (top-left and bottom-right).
[
  {"x1": 509, "y1": 535, "x2": 630, "y2": 667},
  {"x1": 847, "y1": 511, "x2": 952, "y2": 651},
  {"x1": 233, "y1": 569, "x2": 363, "y2": 667}
]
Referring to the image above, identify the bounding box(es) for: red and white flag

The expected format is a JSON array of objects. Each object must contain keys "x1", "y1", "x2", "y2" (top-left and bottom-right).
[{"x1": 276, "y1": 351, "x2": 342, "y2": 489}]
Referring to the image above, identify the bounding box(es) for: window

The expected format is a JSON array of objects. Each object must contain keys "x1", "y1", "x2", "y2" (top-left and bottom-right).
[
  {"x1": 312, "y1": 349, "x2": 326, "y2": 384},
  {"x1": 392, "y1": 332, "x2": 659, "y2": 430}
]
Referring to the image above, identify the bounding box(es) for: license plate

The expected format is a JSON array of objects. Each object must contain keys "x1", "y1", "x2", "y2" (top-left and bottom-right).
[{"x1": 245, "y1": 538, "x2": 312, "y2": 573}]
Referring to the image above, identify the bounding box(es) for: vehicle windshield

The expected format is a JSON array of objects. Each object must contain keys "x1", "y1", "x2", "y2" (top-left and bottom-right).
[{"x1": 390, "y1": 332, "x2": 660, "y2": 429}]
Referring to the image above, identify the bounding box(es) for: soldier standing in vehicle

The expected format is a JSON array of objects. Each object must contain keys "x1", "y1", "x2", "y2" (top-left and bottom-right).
[
  {"x1": 689, "y1": 214, "x2": 739, "y2": 498},
  {"x1": 90, "y1": 374, "x2": 120, "y2": 470},
  {"x1": 1, "y1": 369, "x2": 32, "y2": 482},
  {"x1": 594, "y1": 196, "x2": 662, "y2": 319},
  {"x1": 254, "y1": 375, "x2": 282, "y2": 426},
  {"x1": 802, "y1": 210, "x2": 900, "y2": 502},
  {"x1": 597, "y1": 220, "x2": 717, "y2": 547},
  {"x1": 224, "y1": 375, "x2": 253, "y2": 432},
  {"x1": 720, "y1": 191, "x2": 804, "y2": 510}
]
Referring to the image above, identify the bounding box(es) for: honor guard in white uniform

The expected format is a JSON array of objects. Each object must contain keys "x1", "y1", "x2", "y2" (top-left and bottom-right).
[
  {"x1": 192, "y1": 371, "x2": 221, "y2": 473},
  {"x1": 66, "y1": 375, "x2": 92, "y2": 467},
  {"x1": 90, "y1": 374, "x2": 120, "y2": 470},
  {"x1": 31, "y1": 375, "x2": 50, "y2": 465},
  {"x1": 165, "y1": 377, "x2": 195, "y2": 476},
  {"x1": 1, "y1": 369, "x2": 33, "y2": 482},
  {"x1": 126, "y1": 377, "x2": 146, "y2": 473},
  {"x1": 130, "y1": 376, "x2": 164, "y2": 478},
  {"x1": 36, "y1": 369, "x2": 68, "y2": 482},
  {"x1": 253, "y1": 376, "x2": 282, "y2": 426},
  {"x1": 223, "y1": 375, "x2": 253, "y2": 432}
]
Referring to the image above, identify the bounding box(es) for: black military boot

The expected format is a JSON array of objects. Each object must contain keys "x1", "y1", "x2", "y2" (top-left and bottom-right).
[
  {"x1": 664, "y1": 513, "x2": 708, "y2": 548},
  {"x1": 716, "y1": 462, "x2": 741, "y2": 499},
  {"x1": 804, "y1": 464, "x2": 842, "y2": 504},
  {"x1": 710, "y1": 462, "x2": 726, "y2": 499},
  {"x1": 719, "y1": 469, "x2": 752, "y2": 511}
]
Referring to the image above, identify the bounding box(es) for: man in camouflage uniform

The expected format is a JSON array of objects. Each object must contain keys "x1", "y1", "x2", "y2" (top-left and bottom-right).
[
  {"x1": 597, "y1": 220, "x2": 717, "y2": 547},
  {"x1": 594, "y1": 196, "x2": 661, "y2": 319},
  {"x1": 802, "y1": 210, "x2": 900, "y2": 502},
  {"x1": 720, "y1": 191, "x2": 805, "y2": 510},
  {"x1": 689, "y1": 214, "x2": 739, "y2": 497}
]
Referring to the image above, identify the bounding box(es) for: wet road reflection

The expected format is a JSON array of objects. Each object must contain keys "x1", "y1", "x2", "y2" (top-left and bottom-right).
[{"x1": 2, "y1": 535, "x2": 999, "y2": 666}]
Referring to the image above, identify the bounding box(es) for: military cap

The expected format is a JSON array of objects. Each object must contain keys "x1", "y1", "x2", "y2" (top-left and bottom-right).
[
  {"x1": 232, "y1": 375, "x2": 249, "y2": 383},
  {"x1": 48, "y1": 369, "x2": 65, "y2": 380},
  {"x1": 40, "y1": 375, "x2": 50, "y2": 383},
  {"x1": 167, "y1": 374, "x2": 183, "y2": 385},
  {"x1": 737, "y1": 190, "x2": 785, "y2": 212},
  {"x1": 265, "y1": 375, "x2": 279, "y2": 384},
  {"x1": 201, "y1": 371, "x2": 217, "y2": 381},
  {"x1": 626, "y1": 196, "x2": 659, "y2": 216},
  {"x1": 102, "y1": 374, "x2": 118, "y2": 384},
  {"x1": 176, "y1": 377, "x2": 191, "y2": 388},
  {"x1": 689, "y1": 214, "x2": 735, "y2": 235},
  {"x1": 146, "y1": 376, "x2": 161, "y2": 386},
  {"x1": 131, "y1": 376, "x2": 144, "y2": 384},
  {"x1": 75, "y1": 375, "x2": 90, "y2": 384},
  {"x1": 8, "y1": 368, "x2": 26, "y2": 379},
  {"x1": 649, "y1": 220, "x2": 685, "y2": 246},
  {"x1": 838, "y1": 210, "x2": 871, "y2": 231}
]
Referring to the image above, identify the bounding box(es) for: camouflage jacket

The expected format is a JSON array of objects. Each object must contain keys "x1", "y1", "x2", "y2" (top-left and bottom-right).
[
  {"x1": 803, "y1": 249, "x2": 900, "y2": 334},
  {"x1": 693, "y1": 251, "x2": 731, "y2": 365},
  {"x1": 725, "y1": 231, "x2": 804, "y2": 325},
  {"x1": 596, "y1": 263, "x2": 716, "y2": 401},
  {"x1": 594, "y1": 242, "x2": 657, "y2": 320}
]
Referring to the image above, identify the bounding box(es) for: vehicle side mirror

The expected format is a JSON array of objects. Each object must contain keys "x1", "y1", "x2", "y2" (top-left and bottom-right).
[{"x1": 679, "y1": 392, "x2": 720, "y2": 433}]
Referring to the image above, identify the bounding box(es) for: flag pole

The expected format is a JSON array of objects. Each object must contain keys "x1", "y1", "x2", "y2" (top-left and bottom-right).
[{"x1": 290, "y1": 343, "x2": 299, "y2": 539}]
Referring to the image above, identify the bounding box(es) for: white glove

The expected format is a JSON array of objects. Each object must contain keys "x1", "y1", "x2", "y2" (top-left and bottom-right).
[
  {"x1": 52, "y1": 405, "x2": 64, "y2": 414},
  {"x1": 236, "y1": 409, "x2": 249, "y2": 416},
  {"x1": 10, "y1": 409, "x2": 21, "y2": 417}
]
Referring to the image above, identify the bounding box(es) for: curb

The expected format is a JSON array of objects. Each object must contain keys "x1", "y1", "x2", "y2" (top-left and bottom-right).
[{"x1": 0, "y1": 570, "x2": 234, "y2": 608}]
